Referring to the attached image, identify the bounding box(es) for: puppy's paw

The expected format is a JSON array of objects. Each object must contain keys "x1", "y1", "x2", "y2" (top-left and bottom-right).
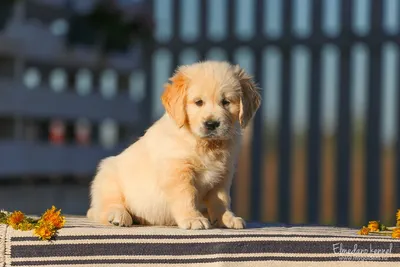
[
  {"x1": 107, "y1": 208, "x2": 133, "y2": 227},
  {"x1": 178, "y1": 217, "x2": 211, "y2": 230},
  {"x1": 86, "y1": 208, "x2": 94, "y2": 220},
  {"x1": 220, "y1": 213, "x2": 246, "y2": 229}
]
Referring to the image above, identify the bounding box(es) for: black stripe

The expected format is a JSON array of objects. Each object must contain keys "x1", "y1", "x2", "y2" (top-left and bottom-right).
[
  {"x1": 11, "y1": 240, "x2": 400, "y2": 258},
  {"x1": 11, "y1": 256, "x2": 400, "y2": 266},
  {"x1": 11, "y1": 233, "x2": 392, "y2": 242}
]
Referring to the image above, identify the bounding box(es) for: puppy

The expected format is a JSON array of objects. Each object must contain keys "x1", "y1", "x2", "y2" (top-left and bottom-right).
[{"x1": 87, "y1": 61, "x2": 261, "y2": 229}]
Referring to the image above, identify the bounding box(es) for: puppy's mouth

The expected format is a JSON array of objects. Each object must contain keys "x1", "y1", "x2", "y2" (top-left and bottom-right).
[
  {"x1": 199, "y1": 128, "x2": 231, "y2": 140},
  {"x1": 202, "y1": 131, "x2": 218, "y2": 139}
]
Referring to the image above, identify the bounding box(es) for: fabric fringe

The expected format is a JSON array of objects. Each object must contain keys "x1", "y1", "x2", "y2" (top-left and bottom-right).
[
  {"x1": 4, "y1": 225, "x2": 11, "y2": 267},
  {"x1": 0, "y1": 225, "x2": 6, "y2": 267}
]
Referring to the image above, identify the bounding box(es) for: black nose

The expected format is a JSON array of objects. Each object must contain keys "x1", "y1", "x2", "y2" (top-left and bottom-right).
[{"x1": 204, "y1": 120, "x2": 220, "y2": 131}]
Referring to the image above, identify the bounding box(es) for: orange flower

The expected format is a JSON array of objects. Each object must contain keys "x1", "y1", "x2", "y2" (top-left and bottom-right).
[
  {"x1": 396, "y1": 209, "x2": 400, "y2": 221},
  {"x1": 34, "y1": 222, "x2": 56, "y2": 241},
  {"x1": 1, "y1": 206, "x2": 65, "y2": 241},
  {"x1": 7, "y1": 211, "x2": 25, "y2": 229},
  {"x1": 358, "y1": 226, "x2": 370, "y2": 235},
  {"x1": 367, "y1": 221, "x2": 380, "y2": 232},
  {"x1": 39, "y1": 206, "x2": 65, "y2": 229},
  {"x1": 392, "y1": 228, "x2": 400, "y2": 239}
]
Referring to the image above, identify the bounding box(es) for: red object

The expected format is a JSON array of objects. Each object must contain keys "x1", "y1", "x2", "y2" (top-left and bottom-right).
[
  {"x1": 49, "y1": 120, "x2": 66, "y2": 144},
  {"x1": 75, "y1": 118, "x2": 92, "y2": 145}
]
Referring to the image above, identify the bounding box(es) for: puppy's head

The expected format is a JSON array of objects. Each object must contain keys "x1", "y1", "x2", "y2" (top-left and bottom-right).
[{"x1": 162, "y1": 61, "x2": 261, "y2": 140}]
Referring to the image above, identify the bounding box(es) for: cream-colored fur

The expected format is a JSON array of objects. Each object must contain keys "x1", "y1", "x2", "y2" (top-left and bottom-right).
[{"x1": 87, "y1": 61, "x2": 261, "y2": 229}]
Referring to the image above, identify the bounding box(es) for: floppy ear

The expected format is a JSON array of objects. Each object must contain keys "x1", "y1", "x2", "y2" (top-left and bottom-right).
[
  {"x1": 161, "y1": 70, "x2": 188, "y2": 128},
  {"x1": 234, "y1": 65, "x2": 261, "y2": 128}
]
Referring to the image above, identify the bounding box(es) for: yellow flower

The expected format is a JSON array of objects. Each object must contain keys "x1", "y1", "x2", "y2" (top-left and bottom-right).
[
  {"x1": 7, "y1": 211, "x2": 25, "y2": 229},
  {"x1": 396, "y1": 210, "x2": 400, "y2": 227},
  {"x1": 392, "y1": 228, "x2": 400, "y2": 239},
  {"x1": 39, "y1": 206, "x2": 65, "y2": 229},
  {"x1": 34, "y1": 222, "x2": 56, "y2": 241},
  {"x1": 367, "y1": 221, "x2": 380, "y2": 232},
  {"x1": 358, "y1": 226, "x2": 370, "y2": 235}
]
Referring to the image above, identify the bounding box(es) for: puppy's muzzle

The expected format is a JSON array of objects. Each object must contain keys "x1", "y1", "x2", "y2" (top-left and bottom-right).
[{"x1": 204, "y1": 120, "x2": 220, "y2": 131}]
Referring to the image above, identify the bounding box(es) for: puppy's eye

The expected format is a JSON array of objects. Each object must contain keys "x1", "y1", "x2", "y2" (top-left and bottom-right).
[
  {"x1": 195, "y1": 100, "x2": 203, "y2": 107},
  {"x1": 222, "y1": 99, "x2": 230, "y2": 106}
]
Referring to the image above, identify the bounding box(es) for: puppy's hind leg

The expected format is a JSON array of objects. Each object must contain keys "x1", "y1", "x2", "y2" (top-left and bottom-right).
[{"x1": 88, "y1": 157, "x2": 133, "y2": 227}]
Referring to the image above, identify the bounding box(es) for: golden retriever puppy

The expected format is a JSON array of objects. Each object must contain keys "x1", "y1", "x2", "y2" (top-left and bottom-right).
[{"x1": 87, "y1": 61, "x2": 261, "y2": 229}]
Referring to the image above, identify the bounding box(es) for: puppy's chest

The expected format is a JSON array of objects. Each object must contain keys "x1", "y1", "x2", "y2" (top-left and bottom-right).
[{"x1": 194, "y1": 151, "x2": 230, "y2": 190}]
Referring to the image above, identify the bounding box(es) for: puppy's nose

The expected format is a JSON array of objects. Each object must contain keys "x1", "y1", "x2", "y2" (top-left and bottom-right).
[{"x1": 204, "y1": 120, "x2": 220, "y2": 131}]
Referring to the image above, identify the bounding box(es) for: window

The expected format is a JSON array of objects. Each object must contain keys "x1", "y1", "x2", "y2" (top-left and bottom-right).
[
  {"x1": 207, "y1": 0, "x2": 227, "y2": 41},
  {"x1": 235, "y1": 0, "x2": 255, "y2": 40},
  {"x1": 99, "y1": 119, "x2": 118, "y2": 149},
  {"x1": 206, "y1": 48, "x2": 228, "y2": 61},
  {"x1": 129, "y1": 71, "x2": 146, "y2": 102},
  {"x1": 49, "y1": 68, "x2": 67, "y2": 93},
  {"x1": 179, "y1": 49, "x2": 199, "y2": 65},
  {"x1": 154, "y1": 0, "x2": 173, "y2": 42},
  {"x1": 23, "y1": 67, "x2": 41, "y2": 89},
  {"x1": 75, "y1": 69, "x2": 93, "y2": 96},
  {"x1": 264, "y1": 0, "x2": 282, "y2": 38},
  {"x1": 100, "y1": 69, "x2": 118, "y2": 99},
  {"x1": 49, "y1": 18, "x2": 69, "y2": 36},
  {"x1": 152, "y1": 49, "x2": 172, "y2": 119},
  {"x1": 180, "y1": 0, "x2": 199, "y2": 42}
]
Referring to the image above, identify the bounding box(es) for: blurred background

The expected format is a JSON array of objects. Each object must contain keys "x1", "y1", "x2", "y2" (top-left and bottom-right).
[{"x1": 0, "y1": 0, "x2": 399, "y2": 228}]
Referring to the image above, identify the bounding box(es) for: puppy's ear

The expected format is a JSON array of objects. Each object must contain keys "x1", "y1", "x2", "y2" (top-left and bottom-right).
[
  {"x1": 161, "y1": 70, "x2": 188, "y2": 128},
  {"x1": 234, "y1": 65, "x2": 261, "y2": 128}
]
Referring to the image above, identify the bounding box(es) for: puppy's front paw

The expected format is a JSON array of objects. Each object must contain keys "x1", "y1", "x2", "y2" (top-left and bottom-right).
[
  {"x1": 220, "y1": 213, "x2": 246, "y2": 229},
  {"x1": 178, "y1": 217, "x2": 211, "y2": 230},
  {"x1": 107, "y1": 208, "x2": 133, "y2": 227}
]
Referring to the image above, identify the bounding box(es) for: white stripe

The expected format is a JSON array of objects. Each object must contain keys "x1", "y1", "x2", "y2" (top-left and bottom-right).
[
  {"x1": 9, "y1": 263, "x2": 400, "y2": 267},
  {"x1": 8, "y1": 226, "x2": 369, "y2": 238},
  {"x1": 9, "y1": 229, "x2": 371, "y2": 238},
  {"x1": 10, "y1": 252, "x2": 400, "y2": 262},
  {"x1": 11, "y1": 236, "x2": 400, "y2": 246}
]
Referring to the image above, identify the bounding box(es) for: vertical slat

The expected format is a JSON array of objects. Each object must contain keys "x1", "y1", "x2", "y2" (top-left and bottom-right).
[
  {"x1": 13, "y1": 39, "x2": 25, "y2": 141},
  {"x1": 397, "y1": 44, "x2": 400, "y2": 209},
  {"x1": 249, "y1": 0, "x2": 264, "y2": 222},
  {"x1": 365, "y1": 0, "x2": 383, "y2": 221},
  {"x1": 173, "y1": 0, "x2": 180, "y2": 44},
  {"x1": 226, "y1": 0, "x2": 235, "y2": 63},
  {"x1": 226, "y1": 0, "x2": 236, "y2": 208},
  {"x1": 141, "y1": 0, "x2": 155, "y2": 131},
  {"x1": 278, "y1": 0, "x2": 293, "y2": 223},
  {"x1": 306, "y1": 0, "x2": 322, "y2": 224},
  {"x1": 397, "y1": 0, "x2": 400, "y2": 213},
  {"x1": 397, "y1": 0, "x2": 400, "y2": 209},
  {"x1": 198, "y1": 0, "x2": 207, "y2": 59},
  {"x1": 336, "y1": 0, "x2": 352, "y2": 226},
  {"x1": 171, "y1": 0, "x2": 180, "y2": 67}
]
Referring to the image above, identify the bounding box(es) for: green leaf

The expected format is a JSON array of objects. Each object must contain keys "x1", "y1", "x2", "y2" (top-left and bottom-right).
[{"x1": 379, "y1": 224, "x2": 388, "y2": 231}]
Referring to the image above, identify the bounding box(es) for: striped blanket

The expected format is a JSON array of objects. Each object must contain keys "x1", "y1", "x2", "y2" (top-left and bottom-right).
[{"x1": 1, "y1": 216, "x2": 400, "y2": 267}]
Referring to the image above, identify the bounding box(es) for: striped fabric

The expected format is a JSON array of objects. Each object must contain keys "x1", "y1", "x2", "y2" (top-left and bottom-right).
[{"x1": 1, "y1": 216, "x2": 400, "y2": 267}]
